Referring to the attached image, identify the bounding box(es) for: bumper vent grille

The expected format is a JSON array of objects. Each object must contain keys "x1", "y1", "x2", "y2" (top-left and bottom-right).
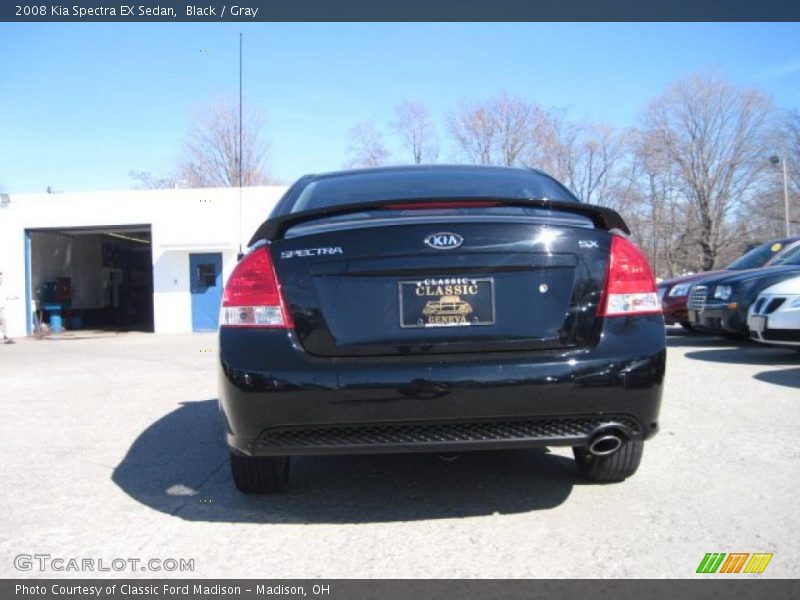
[
  {"x1": 258, "y1": 416, "x2": 641, "y2": 449},
  {"x1": 765, "y1": 298, "x2": 786, "y2": 314},
  {"x1": 687, "y1": 286, "x2": 708, "y2": 311},
  {"x1": 762, "y1": 329, "x2": 800, "y2": 342},
  {"x1": 753, "y1": 296, "x2": 786, "y2": 315}
]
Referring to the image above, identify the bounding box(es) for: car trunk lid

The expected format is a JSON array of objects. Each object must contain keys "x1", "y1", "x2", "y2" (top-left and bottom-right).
[{"x1": 267, "y1": 211, "x2": 611, "y2": 357}]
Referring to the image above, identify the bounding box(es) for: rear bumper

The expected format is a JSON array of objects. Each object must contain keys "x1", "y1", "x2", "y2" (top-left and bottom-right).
[
  {"x1": 251, "y1": 415, "x2": 646, "y2": 456},
  {"x1": 218, "y1": 315, "x2": 666, "y2": 456}
]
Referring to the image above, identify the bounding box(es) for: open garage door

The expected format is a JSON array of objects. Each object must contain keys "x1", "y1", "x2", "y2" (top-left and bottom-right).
[{"x1": 28, "y1": 225, "x2": 154, "y2": 333}]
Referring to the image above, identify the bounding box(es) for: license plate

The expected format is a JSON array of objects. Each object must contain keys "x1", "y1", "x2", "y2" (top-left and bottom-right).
[
  {"x1": 749, "y1": 315, "x2": 767, "y2": 333},
  {"x1": 399, "y1": 277, "x2": 495, "y2": 328}
]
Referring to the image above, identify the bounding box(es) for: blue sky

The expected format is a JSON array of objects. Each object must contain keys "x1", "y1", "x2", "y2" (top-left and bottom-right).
[{"x1": 1, "y1": 22, "x2": 799, "y2": 193}]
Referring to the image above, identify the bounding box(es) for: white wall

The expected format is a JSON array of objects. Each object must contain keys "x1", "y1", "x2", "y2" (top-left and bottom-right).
[
  {"x1": 0, "y1": 186, "x2": 287, "y2": 336},
  {"x1": 151, "y1": 247, "x2": 240, "y2": 334}
]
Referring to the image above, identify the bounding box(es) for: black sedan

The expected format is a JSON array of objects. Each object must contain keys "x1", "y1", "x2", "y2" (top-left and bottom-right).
[
  {"x1": 686, "y1": 243, "x2": 800, "y2": 337},
  {"x1": 218, "y1": 165, "x2": 666, "y2": 492}
]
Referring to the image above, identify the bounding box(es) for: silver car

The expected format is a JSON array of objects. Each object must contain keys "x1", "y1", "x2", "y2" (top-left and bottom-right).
[{"x1": 748, "y1": 275, "x2": 800, "y2": 348}]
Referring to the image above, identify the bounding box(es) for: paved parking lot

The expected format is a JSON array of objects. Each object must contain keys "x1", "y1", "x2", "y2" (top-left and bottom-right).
[{"x1": 0, "y1": 329, "x2": 798, "y2": 578}]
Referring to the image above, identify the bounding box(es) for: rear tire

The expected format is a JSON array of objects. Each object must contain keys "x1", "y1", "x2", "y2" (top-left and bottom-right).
[
  {"x1": 230, "y1": 452, "x2": 290, "y2": 494},
  {"x1": 679, "y1": 321, "x2": 695, "y2": 332},
  {"x1": 573, "y1": 439, "x2": 643, "y2": 483}
]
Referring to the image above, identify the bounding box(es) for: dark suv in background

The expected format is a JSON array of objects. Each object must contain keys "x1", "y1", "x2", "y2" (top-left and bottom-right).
[
  {"x1": 658, "y1": 237, "x2": 800, "y2": 330},
  {"x1": 686, "y1": 241, "x2": 800, "y2": 337}
]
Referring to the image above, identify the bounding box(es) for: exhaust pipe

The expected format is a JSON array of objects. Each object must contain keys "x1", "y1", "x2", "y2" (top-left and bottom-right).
[
  {"x1": 437, "y1": 452, "x2": 461, "y2": 462},
  {"x1": 588, "y1": 431, "x2": 624, "y2": 457}
]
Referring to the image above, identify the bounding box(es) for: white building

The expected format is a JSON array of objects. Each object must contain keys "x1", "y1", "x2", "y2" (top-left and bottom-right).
[{"x1": 0, "y1": 186, "x2": 288, "y2": 337}]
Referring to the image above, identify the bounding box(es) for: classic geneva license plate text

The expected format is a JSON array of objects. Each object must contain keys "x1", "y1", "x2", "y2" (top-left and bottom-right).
[{"x1": 399, "y1": 277, "x2": 495, "y2": 328}]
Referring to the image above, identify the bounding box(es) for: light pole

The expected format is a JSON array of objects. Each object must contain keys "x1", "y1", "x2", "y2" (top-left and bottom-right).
[{"x1": 770, "y1": 155, "x2": 790, "y2": 236}]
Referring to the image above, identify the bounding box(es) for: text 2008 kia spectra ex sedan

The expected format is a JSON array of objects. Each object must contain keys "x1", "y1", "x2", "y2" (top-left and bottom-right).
[{"x1": 218, "y1": 165, "x2": 666, "y2": 493}]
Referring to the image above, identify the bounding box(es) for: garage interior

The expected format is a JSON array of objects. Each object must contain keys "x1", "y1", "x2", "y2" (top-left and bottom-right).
[{"x1": 29, "y1": 225, "x2": 154, "y2": 333}]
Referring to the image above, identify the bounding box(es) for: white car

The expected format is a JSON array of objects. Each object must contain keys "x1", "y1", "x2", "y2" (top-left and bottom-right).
[{"x1": 747, "y1": 275, "x2": 800, "y2": 348}]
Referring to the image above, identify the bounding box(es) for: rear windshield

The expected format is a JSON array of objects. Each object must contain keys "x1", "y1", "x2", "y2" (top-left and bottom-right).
[
  {"x1": 288, "y1": 168, "x2": 578, "y2": 214},
  {"x1": 727, "y1": 241, "x2": 785, "y2": 270}
]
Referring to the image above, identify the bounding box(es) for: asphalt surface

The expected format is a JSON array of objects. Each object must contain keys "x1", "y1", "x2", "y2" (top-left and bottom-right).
[{"x1": 0, "y1": 328, "x2": 798, "y2": 578}]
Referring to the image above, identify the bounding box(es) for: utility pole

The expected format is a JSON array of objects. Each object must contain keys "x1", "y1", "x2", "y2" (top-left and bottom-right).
[
  {"x1": 770, "y1": 155, "x2": 791, "y2": 237},
  {"x1": 782, "y1": 155, "x2": 790, "y2": 237}
]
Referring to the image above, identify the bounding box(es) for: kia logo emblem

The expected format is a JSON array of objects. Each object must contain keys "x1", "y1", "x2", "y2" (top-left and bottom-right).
[{"x1": 424, "y1": 232, "x2": 464, "y2": 250}]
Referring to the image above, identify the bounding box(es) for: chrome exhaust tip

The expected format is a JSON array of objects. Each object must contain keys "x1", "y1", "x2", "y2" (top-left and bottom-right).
[{"x1": 588, "y1": 434, "x2": 623, "y2": 457}]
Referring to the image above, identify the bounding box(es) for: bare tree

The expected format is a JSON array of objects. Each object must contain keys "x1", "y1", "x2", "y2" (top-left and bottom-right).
[
  {"x1": 128, "y1": 170, "x2": 178, "y2": 190},
  {"x1": 568, "y1": 123, "x2": 625, "y2": 206},
  {"x1": 344, "y1": 120, "x2": 390, "y2": 168},
  {"x1": 524, "y1": 112, "x2": 625, "y2": 207},
  {"x1": 524, "y1": 108, "x2": 577, "y2": 182},
  {"x1": 641, "y1": 72, "x2": 776, "y2": 270},
  {"x1": 492, "y1": 94, "x2": 537, "y2": 166},
  {"x1": 448, "y1": 95, "x2": 537, "y2": 166},
  {"x1": 448, "y1": 100, "x2": 497, "y2": 165},
  {"x1": 391, "y1": 101, "x2": 439, "y2": 164},
  {"x1": 178, "y1": 97, "x2": 272, "y2": 187},
  {"x1": 623, "y1": 127, "x2": 697, "y2": 277},
  {"x1": 128, "y1": 97, "x2": 271, "y2": 189},
  {"x1": 738, "y1": 109, "x2": 800, "y2": 240}
]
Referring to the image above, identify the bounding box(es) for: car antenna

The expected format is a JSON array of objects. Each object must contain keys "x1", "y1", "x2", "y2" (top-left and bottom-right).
[{"x1": 237, "y1": 32, "x2": 244, "y2": 261}]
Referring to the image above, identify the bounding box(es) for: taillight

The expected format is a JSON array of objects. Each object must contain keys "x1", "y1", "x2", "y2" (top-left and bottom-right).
[
  {"x1": 220, "y1": 247, "x2": 293, "y2": 328},
  {"x1": 598, "y1": 235, "x2": 661, "y2": 317}
]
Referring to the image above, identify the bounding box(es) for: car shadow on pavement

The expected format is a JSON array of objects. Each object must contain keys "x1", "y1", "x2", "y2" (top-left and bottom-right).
[
  {"x1": 753, "y1": 367, "x2": 800, "y2": 389},
  {"x1": 665, "y1": 329, "x2": 739, "y2": 348},
  {"x1": 684, "y1": 346, "x2": 800, "y2": 366},
  {"x1": 112, "y1": 399, "x2": 582, "y2": 524}
]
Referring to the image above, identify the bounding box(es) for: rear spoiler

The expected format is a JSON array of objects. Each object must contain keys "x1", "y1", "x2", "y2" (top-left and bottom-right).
[{"x1": 248, "y1": 197, "x2": 630, "y2": 245}]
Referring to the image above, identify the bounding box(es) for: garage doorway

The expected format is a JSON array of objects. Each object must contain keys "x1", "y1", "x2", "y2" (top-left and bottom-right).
[
  {"x1": 27, "y1": 225, "x2": 154, "y2": 333},
  {"x1": 190, "y1": 252, "x2": 222, "y2": 331}
]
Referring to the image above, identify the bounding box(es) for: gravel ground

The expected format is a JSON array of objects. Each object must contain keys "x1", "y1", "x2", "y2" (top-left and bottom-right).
[{"x1": 0, "y1": 328, "x2": 797, "y2": 578}]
